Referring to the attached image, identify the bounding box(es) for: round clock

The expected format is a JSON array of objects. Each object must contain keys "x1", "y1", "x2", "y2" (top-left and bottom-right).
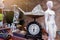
[
  {"x1": 28, "y1": 24, "x2": 40, "y2": 35},
  {"x1": 27, "y1": 22, "x2": 42, "y2": 36},
  {"x1": 26, "y1": 22, "x2": 42, "y2": 39}
]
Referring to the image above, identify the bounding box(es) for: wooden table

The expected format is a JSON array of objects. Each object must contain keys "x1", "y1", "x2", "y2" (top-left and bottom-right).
[{"x1": 12, "y1": 36, "x2": 26, "y2": 40}]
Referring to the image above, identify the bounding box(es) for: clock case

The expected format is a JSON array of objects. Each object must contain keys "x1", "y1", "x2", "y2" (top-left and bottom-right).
[{"x1": 25, "y1": 21, "x2": 42, "y2": 39}]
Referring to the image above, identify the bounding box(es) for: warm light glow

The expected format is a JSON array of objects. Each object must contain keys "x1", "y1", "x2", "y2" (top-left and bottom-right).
[
  {"x1": 2, "y1": 0, "x2": 4, "y2": 2},
  {"x1": 0, "y1": 0, "x2": 4, "y2": 3},
  {"x1": 2, "y1": 0, "x2": 4, "y2": 1}
]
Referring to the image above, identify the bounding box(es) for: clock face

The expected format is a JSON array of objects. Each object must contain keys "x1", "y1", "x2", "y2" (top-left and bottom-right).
[{"x1": 28, "y1": 24, "x2": 40, "y2": 35}]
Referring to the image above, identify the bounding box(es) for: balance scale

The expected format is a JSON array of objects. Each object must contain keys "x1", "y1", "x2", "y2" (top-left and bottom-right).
[
  {"x1": 15, "y1": 4, "x2": 44, "y2": 40},
  {"x1": 25, "y1": 14, "x2": 44, "y2": 40}
]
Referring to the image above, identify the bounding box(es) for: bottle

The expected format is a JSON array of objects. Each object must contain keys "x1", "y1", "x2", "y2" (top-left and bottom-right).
[
  {"x1": 11, "y1": 23, "x2": 16, "y2": 32},
  {"x1": 7, "y1": 24, "x2": 10, "y2": 28}
]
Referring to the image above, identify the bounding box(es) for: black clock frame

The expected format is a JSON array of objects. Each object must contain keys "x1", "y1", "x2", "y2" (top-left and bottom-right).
[{"x1": 25, "y1": 21, "x2": 42, "y2": 40}]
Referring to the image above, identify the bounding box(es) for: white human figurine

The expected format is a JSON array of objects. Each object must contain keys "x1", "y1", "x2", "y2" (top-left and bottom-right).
[
  {"x1": 45, "y1": 1, "x2": 57, "y2": 40},
  {"x1": 13, "y1": 10, "x2": 19, "y2": 23},
  {"x1": 13, "y1": 5, "x2": 19, "y2": 25}
]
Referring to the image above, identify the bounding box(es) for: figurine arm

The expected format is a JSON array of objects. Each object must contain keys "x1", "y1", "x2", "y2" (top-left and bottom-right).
[
  {"x1": 53, "y1": 11, "x2": 57, "y2": 31},
  {"x1": 45, "y1": 12, "x2": 49, "y2": 25},
  {"x1": 45, "y1": 12, "x2": 49, "y2": 33}
]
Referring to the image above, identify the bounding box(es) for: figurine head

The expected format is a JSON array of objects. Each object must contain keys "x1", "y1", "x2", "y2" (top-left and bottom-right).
[{"x1": 46, "y1": 1, "x2": 53, "y2": 9}]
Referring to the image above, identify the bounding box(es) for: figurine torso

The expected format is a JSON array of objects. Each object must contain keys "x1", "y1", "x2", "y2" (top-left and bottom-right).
[{"x1": 45, "y1": 9, "x2": 55, "y2": 24}]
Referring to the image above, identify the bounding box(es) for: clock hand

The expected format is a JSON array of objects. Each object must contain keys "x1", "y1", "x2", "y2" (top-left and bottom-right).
[{"x1": 33, "y1": 28, "x2": 35, "y2": 32}]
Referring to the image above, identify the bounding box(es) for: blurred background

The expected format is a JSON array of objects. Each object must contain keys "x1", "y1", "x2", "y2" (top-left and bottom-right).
[{"x1": 2, "y1": 0, "x2": 60, "y2": 31}]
